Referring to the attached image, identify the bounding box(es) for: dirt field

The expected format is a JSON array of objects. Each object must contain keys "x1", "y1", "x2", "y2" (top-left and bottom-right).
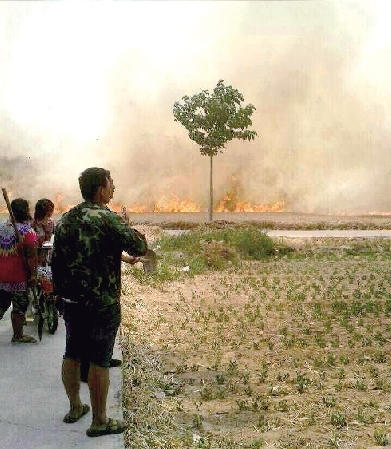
[
  {"x1": 119, "y1": 221, "x2": 391, "y2": 449},
  {"x1": 125, "y1": 212, "x2": 391, "y2": 230}
]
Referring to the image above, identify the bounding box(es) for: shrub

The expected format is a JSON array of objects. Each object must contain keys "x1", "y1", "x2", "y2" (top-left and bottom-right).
[
  {"x1": 232, "y1": 227, "x2": 276, "y2": 260},
  {"x1": 157, "y1": 225, "x2": 285, "y2": 268}
]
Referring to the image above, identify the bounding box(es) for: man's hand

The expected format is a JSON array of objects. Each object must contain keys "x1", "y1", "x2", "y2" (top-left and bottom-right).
[
  {"x1": 55, "y1": 295, "x2": 64, "y2": 316},
  {"x1": 121, "y1": 254, "x2": 140, "y2": 265},
  {"x1": 120, "y1": 206, "x2": 129, "y2": 224}
]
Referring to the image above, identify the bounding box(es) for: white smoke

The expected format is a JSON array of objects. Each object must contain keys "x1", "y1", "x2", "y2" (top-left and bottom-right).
[{"x1": 1, "y1": 1, "x2": 390, "y2": 213}]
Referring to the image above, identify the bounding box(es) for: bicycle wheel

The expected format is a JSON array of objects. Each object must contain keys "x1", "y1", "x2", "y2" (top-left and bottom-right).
[
  {"x1": 45, "y1": 300, "x2": 58, "y2": 334},
  {"x1": 37, "y1": 289, "x2": 45, "y2": 341}
]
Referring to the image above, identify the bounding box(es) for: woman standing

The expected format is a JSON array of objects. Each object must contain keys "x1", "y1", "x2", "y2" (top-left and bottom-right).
[{"x1": 0, "y1": 198, "x2": 38, "y2": 343}]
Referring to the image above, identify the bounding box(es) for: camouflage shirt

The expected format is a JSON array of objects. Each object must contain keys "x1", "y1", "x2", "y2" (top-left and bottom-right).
[{"x1": 51, "y1": 201, "x2": 147, "y2": 308}]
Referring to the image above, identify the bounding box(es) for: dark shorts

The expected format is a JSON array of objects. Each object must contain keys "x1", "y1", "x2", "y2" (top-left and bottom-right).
[
  {"x1": 63, "y1": 301, "x2": 121, "y2": 368},
  {"x1": 0, "y1": 290, "x2": 29, "y2": 318}
]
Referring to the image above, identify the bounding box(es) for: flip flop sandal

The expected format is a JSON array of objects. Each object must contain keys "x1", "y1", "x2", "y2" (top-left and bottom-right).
[
  {"x1": 109, "y1": 358, "x2": 122, "y2": 368},
  {"x1": 86, "y1": 418, "x2": 127, "y2": 437},
  {"x1": 11, "y1": 335, "x2": 37, "y2": 343},
  {"x1": 63, "y1": 404, "x2": 90, "y2": 423}
]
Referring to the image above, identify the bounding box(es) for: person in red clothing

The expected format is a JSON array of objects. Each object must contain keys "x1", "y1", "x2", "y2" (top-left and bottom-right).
[{"x1": 0, "y1": 198, "x2": 38, "y2": 343}]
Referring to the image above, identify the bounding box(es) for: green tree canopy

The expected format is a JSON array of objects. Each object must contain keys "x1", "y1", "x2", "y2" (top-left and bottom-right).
[{"x1": 173, "y1": 79, "x2": 257, "y2": 156}]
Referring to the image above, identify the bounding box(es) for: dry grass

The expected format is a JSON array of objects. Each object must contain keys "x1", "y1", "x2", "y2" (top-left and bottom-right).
[
  {"x1": 120, "y1": 225, "x2": 391, "y2": 448},
  {"x1": 125, "y1": 211, "x2": 391, "y2": 231}
]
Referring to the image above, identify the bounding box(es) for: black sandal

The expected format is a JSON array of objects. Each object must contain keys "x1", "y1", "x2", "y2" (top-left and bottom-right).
[
  {"x1": 86, "y1": 418, "x2": 127, "y2": 437},
  {"x1": 63, "y1": 404, "x2": 90, "y2": 423}
]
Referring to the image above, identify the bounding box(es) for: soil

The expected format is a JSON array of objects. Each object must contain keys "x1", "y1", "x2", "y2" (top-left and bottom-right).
[{"x1": 120, "y1": 218, "x2": 391, "y2": 449}]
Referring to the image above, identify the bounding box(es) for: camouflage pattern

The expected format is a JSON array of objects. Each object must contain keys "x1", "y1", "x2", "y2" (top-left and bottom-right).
[
  {"x1": 51, "y1": 202, "x2": 147, "y2": 309},
  {"x1": 0, "y1": 290, "x2": 30, "y2": 318}
]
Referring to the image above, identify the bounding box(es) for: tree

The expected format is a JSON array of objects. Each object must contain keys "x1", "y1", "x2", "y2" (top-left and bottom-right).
[{"x1": 173, "y1": 80, "x2": 257, "y2": 221}]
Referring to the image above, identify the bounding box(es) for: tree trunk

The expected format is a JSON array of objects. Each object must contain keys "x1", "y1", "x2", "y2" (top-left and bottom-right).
[{"x1": 208, "y1": 155, "x2": 213, "y2": 221}]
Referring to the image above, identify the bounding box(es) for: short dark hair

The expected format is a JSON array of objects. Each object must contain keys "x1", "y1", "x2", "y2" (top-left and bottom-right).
[
  {"x1": 34, "y1": 198, "x2": 55, "y2": 220},
  {"x1": 11, "y1": 198, "x2": 31, "y2": 222},
  {"x1": 78, "y1": 167, "x2": 111, "y2": 201}
]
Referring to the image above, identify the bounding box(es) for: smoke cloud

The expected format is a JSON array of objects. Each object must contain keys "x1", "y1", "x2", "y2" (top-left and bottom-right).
[{"x1": 1, "y1": 1, "x2": 390, "y2": 213}]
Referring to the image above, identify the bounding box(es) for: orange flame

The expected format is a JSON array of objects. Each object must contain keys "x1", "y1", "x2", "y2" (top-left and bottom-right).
[
  {"x1": 153, "y1": 195, "x2": 201, "y2": 212},
  {"x1": 215, "y1": 175, "x2": 286, "y2": 212},
  {"x1": 53, "y1": 192, "x2": 74, "y2": 213},
  {"x1": 2, "y1": 196, "x2": 391, "y2": 216},
  {"x1": 216, "y1": 200, "x2": 285, "y2": 213},
  {"x1": 2, "y1": 185, "x2": 388, "y2": 216},
  {"x1": 0, "y1": 189, "x2": 285, "y2": 214}
]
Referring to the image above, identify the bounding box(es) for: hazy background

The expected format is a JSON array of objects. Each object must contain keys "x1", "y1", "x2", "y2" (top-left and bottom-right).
[{"x1": 1, "y1": 1, "x2": 391, "y2": 213}]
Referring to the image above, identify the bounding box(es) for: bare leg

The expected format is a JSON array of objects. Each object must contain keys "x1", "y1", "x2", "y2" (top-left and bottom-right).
[
  {"x1": 88, "y1": 363, "x2": 110, "y2": 427},
  {"x1": 11, "y1": 311, "x2": 25, "y2": 339},
  {"x1": 11, "y1": 311, "x2": 36, "y2": 342},
  {"x1": 62, "y1": 358, "x2": 85, "y2": 419}
]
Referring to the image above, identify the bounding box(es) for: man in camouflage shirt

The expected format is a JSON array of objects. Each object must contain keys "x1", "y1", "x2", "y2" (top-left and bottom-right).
[{"x1": 52, "y1": 167, "x2": 147, "y2": 437}]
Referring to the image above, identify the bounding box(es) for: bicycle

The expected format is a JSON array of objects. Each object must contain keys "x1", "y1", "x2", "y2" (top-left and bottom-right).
[{"x1": 31, "y1": 242, "x2": 59, "y2": 338}]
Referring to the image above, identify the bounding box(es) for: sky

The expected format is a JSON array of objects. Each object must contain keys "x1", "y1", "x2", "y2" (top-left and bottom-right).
[{"x1": 1, "y1": 0, "x2": 391, "y2": 213}]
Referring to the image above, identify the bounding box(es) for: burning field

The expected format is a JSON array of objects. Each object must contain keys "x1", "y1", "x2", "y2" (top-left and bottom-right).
[
  {"x1": 122, "y1": 211, "x2": 391, "y2": 231},
  {"x1": 119, "y1": 221, "x2": 391, "y2": 449},
  {"x1": 2, "y1": 3, "x2": 391, "y2": 444}
]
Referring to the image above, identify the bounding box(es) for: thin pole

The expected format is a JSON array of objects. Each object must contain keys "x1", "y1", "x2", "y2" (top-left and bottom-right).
[
  {"x1": 2, "y1": 188, "x2": 21, "y2": 242},
  {"x1": 209, "y1": 155, "x2": 213, "y2": 221}
]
